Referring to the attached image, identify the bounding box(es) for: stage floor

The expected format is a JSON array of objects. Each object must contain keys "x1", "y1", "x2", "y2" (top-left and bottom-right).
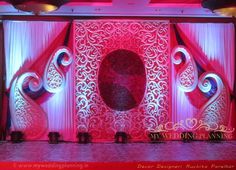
[{"x1": 0, "y1": 141, "x2": 236, "y2": 162}]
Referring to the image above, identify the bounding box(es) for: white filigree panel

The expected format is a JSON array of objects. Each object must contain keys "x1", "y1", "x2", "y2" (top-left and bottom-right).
[
  {"x1": 171, "y1": 45, "x2": 198, "y2": 92},
  {"x1": 43, "y1": 46, "x2": 73, "y2": 93},
  {"x1": 9, "y1": 72, "x2": 48, "y2": 140},
  {"x1": 198, "y1": 72, "x2": 230, "y2": 127},
  {"x1": 74, "y1": 20, "x2": 170, "y2": 141}
]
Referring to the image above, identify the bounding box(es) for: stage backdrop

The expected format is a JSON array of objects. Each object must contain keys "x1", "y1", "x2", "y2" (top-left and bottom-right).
[
  {"x1": 74, "y1": 20, "x2": 170, "y2": 141},
  {"x1": 3, "y1": 20, "x2": 235, "y2": 141}
]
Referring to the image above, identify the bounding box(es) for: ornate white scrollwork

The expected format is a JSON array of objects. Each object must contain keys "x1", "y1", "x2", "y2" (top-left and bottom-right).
[
  {"x1": 198, "y1": 72, "x2": 230, "y2": 127},
  {"x1": 75, "y1": 20, "x2": 170, "y2": 140},
  {"x1": 171, "y1": 45, "x2": 198, "y2": 92},
  {"x1": 43, "y1": 46, "x2": 73, "y2": 93},
  {"x1": 9, "y1": 72, "x2": 48, "y2": 140}
]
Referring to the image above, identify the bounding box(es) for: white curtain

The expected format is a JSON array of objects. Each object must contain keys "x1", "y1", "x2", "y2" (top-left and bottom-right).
[
  {"x1": 4, "y1": 21, "x2": 75, "y2": 141},
  {"x1": 178, "y1": 23, "x2": 235, "y2": 91},
  {"x1": 172, "y1": 23, "x2": 235, "y2": 123}
]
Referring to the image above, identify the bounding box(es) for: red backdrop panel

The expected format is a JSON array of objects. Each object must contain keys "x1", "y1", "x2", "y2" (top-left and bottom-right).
[{"x1": 74, "y1": 20, "x2": 170, "y2": 141}]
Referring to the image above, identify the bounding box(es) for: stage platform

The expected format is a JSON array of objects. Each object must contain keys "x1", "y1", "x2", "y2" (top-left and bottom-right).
[{"x1": 0, "y1": 141, "x2": 236, "y2": 170}]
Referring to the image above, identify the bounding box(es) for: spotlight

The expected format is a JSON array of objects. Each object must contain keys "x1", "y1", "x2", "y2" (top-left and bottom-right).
[
  {"x1": 202, "y1": 0, "x2": 236, "y2": 17},
  {"x1": 48, "y1": 132, "x2": 60, "y2": 144},
  {"x1": 181, "y1": 132, "x2": 194, "y2": 142},
  {"x1": 6, "y1": 0, "x2": 68, "y2": 14},
  {"x1": 148, "y1": 132, "x2": 164, "y2": 143},
  {"x1": 77, "y1": 132, "x2": 91, "y2": 144},
  {"x1": 115, "y1": 132, "x2": 128, "y2": 143},
  {"x1": 209, "y1": 131, "x2": 224, "y2": 142},
  {"x1": 10, "y1": 131, "x2": 23, "y2": 143}
]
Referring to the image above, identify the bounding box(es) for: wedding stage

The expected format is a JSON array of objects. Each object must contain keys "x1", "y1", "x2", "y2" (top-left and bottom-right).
[
  {"x1": 0, "y1": 19, "x2": 236, "y2": 170},
  {"x1": 0, "y1": 141, "x2": 236, "y2": 170}
]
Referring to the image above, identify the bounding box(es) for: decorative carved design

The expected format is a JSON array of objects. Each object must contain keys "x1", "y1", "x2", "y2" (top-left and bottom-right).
[
  {"x1": 151, "y1": 118, "x2": 234, "y2": 133},
  {"x1": 198, "y1": 72, "x2": 230, "y2": 127},
  {"x1": 43, "y1": 46, "x2": 73, "y2": 93},
  {"x1": 9, "y1": 72, "x2": 48, "y2": 139},
  {"x1": 75, "y1": 20, "x2": 170, "y2": 140},
  {"x1": 171, "y1": 45, "x2": 198, "y2": 92}
]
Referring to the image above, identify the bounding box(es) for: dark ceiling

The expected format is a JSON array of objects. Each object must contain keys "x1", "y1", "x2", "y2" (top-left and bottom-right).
[{"x1": 0, "y1": 0, "x2": 225, "y2": 17}]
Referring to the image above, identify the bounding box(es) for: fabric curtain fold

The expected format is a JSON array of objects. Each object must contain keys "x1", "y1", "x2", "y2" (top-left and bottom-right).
[
  {"x1": 171, "y1": 23, "x2": 235, "y2": 131},
  {"x1": 170, "y1": 24, "x2": 197, "y2": 124},
  {"x1": 3, "y1": 21, "x2": 75, "y2": 141},
  {"x1": 176, "y1": 23, "x2": 235, "y2": 92}
]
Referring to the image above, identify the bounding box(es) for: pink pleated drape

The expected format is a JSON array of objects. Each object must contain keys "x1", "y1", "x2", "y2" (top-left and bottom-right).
[{"x1": 3, "y1": 21, "x2": 75, "y2": 141}]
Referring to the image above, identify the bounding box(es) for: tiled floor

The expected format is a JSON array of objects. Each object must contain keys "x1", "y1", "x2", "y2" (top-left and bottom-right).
[{"x1": 0, "y1": 141, "x2": 236, "y2": 162}]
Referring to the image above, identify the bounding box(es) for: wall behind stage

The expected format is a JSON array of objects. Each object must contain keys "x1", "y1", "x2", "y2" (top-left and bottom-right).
[
  {"x1": 4, "y1": 20, "x2": 235, "y2": 141},
  {"x1": 74, "y1": 20, "x2": 170, "y2": 141}
]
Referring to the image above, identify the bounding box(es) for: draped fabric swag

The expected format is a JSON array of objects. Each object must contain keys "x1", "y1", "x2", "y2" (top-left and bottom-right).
[
  {"x1": 171, "y1": 23, "x2": 235, "y2": 130},
  {"x1": 3, "y1": 21, "x2": 75, "y2": 141}
]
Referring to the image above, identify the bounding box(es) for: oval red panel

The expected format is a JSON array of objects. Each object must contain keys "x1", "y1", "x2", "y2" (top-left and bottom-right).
[{"x1": 98, "y1": 49, "x2": 146, "y2": 111}]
